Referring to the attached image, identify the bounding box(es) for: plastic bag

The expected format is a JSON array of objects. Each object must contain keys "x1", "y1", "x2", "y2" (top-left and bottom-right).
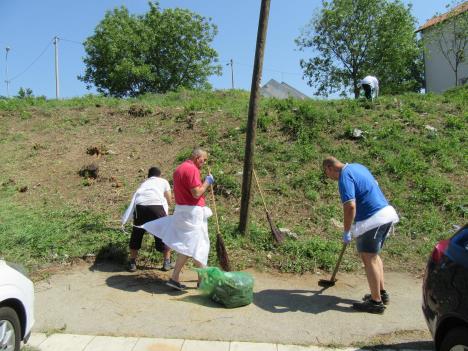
[{"x1": 196, "y1": 267, "x2": 254, "y2": 308}]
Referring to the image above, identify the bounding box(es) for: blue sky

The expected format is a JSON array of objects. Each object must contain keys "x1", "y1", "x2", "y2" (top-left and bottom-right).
[{"x1": 0, "y1": 0, "x2": 449, "y2": 98}]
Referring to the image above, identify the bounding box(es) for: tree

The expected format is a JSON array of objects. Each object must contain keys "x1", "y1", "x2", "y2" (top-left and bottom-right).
[
  {"x1": 80, "y1": 2, "x2": 221, "y2": 97},
  {"x1": 370, "y1": 1, "x2": 424, "y2": 93},
  {"x1": 296, "y1": 0, "x2": 423, "y2": 98},
  {"x1": 423, "y1": 1, "x2": 468, "y2": 87},
  {"x1": 17, "y1": 87, "x2": 34, "y2": 99}
]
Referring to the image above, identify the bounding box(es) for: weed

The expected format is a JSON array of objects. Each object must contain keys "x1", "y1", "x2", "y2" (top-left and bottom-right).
[
  {"x1": 0, "y1": 86, "x2": 466, "y2": 274},
  {"x1": 160, "y1": 135, "x2": 174, "y2": 144}
]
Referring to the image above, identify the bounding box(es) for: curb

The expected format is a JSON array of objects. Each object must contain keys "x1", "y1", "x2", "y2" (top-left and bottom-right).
[{"x1": 26, "y1": 333, "x2": 433, "y2": 351}]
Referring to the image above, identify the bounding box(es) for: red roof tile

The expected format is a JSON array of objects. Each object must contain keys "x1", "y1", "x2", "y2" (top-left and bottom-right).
[{"x1": 416, "y1": 1, "x2": 468, "y2": 32}]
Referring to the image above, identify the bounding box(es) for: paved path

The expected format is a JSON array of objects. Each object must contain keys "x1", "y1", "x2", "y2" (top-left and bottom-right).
[
  {"x1": 34, "y1": 262, "x2": 430, "y2": 346},
  {"x1": 27, "y1": 333, "x2": 433, "y2": 351}
]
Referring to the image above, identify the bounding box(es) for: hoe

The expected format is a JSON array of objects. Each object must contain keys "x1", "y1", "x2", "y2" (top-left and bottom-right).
[{"x1": 318, "y1": 243, "x2": 348, "y2": 288}]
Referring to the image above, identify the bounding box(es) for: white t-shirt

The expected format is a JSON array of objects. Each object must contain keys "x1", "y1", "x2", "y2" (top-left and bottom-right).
[
  {"x1": 360, "y1": 76, "x2": 379, "y2": 98},
  {"x1": 121, "y1": 177, "x2": 171, "y2": 225},
  {"x1": 134, "y1": 177, "x2": 170, "y2": 207}
]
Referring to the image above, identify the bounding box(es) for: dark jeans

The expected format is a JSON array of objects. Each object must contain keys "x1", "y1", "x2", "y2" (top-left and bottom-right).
[
  {"x1": 356, "y1": 222, "x2": 392, "y2": 253},
  {"x1": 362, "y1": 84, "x2": 372, "y2": 99}
]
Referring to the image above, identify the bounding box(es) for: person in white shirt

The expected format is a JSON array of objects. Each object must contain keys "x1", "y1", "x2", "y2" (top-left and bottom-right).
[
  {"x1": 359, "y1": 75, "x2": 379, "y2": 100},
  {"x1": 121, "y1": 167, "x2": 173, "y2": 272}
]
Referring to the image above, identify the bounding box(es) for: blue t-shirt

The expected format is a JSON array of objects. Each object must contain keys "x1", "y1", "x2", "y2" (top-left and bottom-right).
[{"x1": 338, "y1": 163, "x2": 388, "y2": 222}]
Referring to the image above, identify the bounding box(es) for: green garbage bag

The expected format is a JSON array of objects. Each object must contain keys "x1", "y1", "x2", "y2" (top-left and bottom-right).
[{"x1": 196, "y1": 267, "x2": 254, "y2": 308}]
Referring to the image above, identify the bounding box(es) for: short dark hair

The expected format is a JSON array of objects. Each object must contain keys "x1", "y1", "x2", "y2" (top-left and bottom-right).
[{"x1": 148, "y1": 167, "x2": 161, "y2": 178}]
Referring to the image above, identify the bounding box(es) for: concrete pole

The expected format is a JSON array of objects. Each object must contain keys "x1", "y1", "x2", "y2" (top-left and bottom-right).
[
  {"x1": 5, "y1": 47, "x2": 10, "y2": 97},
  {"x1": 230, "y1": 59, "x2": 234, "y2": 89},
  {"x1": 54, "y1": 36, "x2": 60, "y2": 99},
  {"x1": 239, "y1": 0, "x2": 271, "y2": 235}
]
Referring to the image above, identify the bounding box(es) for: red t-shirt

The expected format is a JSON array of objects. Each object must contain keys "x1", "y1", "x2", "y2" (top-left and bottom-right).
[{"x1": 173, "y1": 159, "x2": 205, "y2": 206}]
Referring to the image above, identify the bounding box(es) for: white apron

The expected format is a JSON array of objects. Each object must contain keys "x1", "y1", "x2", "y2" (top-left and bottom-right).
[
  {"x1": 140, "y1": 205, "x2": 212, "y2": 266},
  {"x1": 351, "y1": 205, "x2": 399, "y2": 237}
]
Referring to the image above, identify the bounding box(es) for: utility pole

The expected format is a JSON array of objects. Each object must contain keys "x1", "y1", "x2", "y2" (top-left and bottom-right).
[
  {"x1": 239, "y1": 0, "x2": 271, "y2": 235},
  {"x1": 5, "y1": 47, "x2": 10, "y2": 97},
  {"x1": 53, "y1": 36, "x2": 60, "y2": 99},
  {"x1": 230, "y1": 59, "x2": 234, "y2": 89}
]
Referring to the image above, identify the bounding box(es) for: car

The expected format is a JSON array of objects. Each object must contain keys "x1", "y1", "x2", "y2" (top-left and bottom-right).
[
  {"x1": 0, "y1": 260, "x2": 35, "y2": 351},
  {"x1": 422, "y1": 224, "x2": 468, "y2": 351}
]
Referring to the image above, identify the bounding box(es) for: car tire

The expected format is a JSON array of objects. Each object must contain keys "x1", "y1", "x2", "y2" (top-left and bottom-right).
[
  {"x1": 0, "y1": 306, "x2": 21, "y2": 351},
  {"x1": 440, "y1": 326, "x2": 468, "y2": 351}
]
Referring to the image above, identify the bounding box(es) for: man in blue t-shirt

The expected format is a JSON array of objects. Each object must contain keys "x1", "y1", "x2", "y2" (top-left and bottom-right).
[{"x1": 323, "y1": 156, "x2": 398, "y2": 314}]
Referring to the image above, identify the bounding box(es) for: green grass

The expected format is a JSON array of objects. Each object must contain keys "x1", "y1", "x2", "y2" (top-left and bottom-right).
[
  {"x1": 0, "y1": 86, "x2": 466, "y2": 274},
  {"x1": 0, "y1": 185, "x2": 126, "y2": 271}
]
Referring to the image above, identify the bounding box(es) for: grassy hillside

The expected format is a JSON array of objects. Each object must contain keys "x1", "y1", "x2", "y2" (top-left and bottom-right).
[{"x1": 0, "y1": 87, "x2": 466, "y2": 275}]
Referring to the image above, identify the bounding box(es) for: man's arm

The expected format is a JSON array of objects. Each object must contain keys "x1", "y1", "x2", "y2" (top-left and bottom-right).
[
  {"x1": 190, "y1": 180, "x2": 211, "y2": 199},
  {"x1": 343, "y1": 200, "x2": 356, "y2": 232},
  {"x1": 164, "y1": 190, "x2": 173, "y2": 206}
]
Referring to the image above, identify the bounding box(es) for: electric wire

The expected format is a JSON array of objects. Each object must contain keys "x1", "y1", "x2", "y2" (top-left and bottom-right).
[
  {"x1": 60, "y1": 38, "x2": 84, "y2": 45},
  {"x1": 229, "y1": 60, "x2": 302, "y2": 76},
  {"x1": 9, "y1": 39, "x2": 53, "y2": 82}
]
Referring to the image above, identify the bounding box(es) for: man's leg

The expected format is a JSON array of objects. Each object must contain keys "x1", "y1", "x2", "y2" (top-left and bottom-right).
[
  {"x1": 171, "y1": 254, "x2": 189, "y2": 283},
  {"x1": 376, "y1": 254, "x2": 385, "y2": 292},
  {"x1": 360, "y1": 252, "x2": 382, "y2": 302},
  {"x1": 165, "y1": 254, "x2": 189, "y2": 291},
  {"x1": 193, "y1": 259, "x2": 206, "y2": 287},
  {"x1": 163, "y1": 246, "x2": 171, "y2": 261},
  {"x1": 128, "y1": 225, "x2": 145, "y2": 272},
  {"x1": 363, "y1": 84, "x2": 372, "y2": 99},
  {"x1": 129, "y1": 249, "x2": 138, "y2": 260}
]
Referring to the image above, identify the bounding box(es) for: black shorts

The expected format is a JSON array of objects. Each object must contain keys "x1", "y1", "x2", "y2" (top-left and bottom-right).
[{"x1": 129, "y1": 205, "x2": 167, "y2": 252}]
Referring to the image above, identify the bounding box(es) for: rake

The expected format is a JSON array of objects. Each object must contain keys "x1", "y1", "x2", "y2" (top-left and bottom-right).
[{"x1": 252, "y1": 169, "x2": 285, "y2": 244}]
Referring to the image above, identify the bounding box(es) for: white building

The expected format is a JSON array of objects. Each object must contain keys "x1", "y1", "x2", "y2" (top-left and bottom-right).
[{"x1": 417, "y1": 2, "x2": 468, "y2": 93}]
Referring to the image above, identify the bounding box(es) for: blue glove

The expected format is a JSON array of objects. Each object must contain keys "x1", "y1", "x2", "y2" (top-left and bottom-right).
[
  {"x1": 205, "y1": 174, "x2": 215, "y2": 185},
  {"x1": 342, "y1": 231, "x2": 352, "y2": 244}
]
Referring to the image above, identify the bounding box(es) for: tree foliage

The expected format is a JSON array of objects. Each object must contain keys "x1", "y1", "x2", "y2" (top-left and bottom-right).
[
  {"x1": 296, "y1": 0, "x2": 423, "y2": 98},
  {"x1": 80, "y1": 2, "x2": 221, "y2": 97},
  {"x1": 423, "y1": 1, "x2": 468, "y2": 86},
  {"x1": 16, "y1": 87, "x2": 34, "y2": 99}
]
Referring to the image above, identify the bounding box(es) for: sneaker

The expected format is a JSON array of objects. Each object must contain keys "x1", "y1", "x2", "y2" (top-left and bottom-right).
[
  {"x1": 363, "y1": 290, "x2": 390, "y2": 305},
  {"x1": 162, "y1": 260, "x2": 175, "y2": 272},
  {"x1": 127, "y1": 260, "x2": 137, "y2": 272},
  {"x1": 353, "y1": 299, "x2": 386, "y2": 314},
  {"x1": 166, "y1": 279, "x2": 187, "y2": 291}
]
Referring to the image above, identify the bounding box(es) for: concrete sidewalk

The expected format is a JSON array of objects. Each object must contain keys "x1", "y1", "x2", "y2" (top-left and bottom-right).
[
  {"x1": 27, "y1": 333, "x2": 433, "y2": 351},
  {"x1": 34, "y1": 263, "x2": 430, "y2": 346}
]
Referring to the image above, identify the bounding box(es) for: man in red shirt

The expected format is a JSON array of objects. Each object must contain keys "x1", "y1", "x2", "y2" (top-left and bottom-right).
[{"x1": 140, "y1": 148, "x2": 214, "y2": 290}]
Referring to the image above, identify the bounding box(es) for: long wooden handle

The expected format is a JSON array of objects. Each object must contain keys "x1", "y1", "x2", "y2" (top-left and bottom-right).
[
  {"x1": 330, "y1": 243, "x2": 347, "y2": 281},
  {"x1": 252, "y1": 169, "x2": 269, "y2": 214},
  {"x1": 208, "y1": 167, "x2": 221, "y2": 234}
]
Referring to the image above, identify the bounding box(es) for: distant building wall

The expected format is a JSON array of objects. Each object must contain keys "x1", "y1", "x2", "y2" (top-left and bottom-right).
[
  {"x1": 422, "y1": 23, "x2": 468, "y2": 92},
  {"x1": 260, "y1": 79, "x2": 309, "y2": 100}
]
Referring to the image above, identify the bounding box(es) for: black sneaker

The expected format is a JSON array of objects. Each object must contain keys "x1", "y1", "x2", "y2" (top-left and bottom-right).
[
  {"x1": 162, "y1": 260, "x2": 175, "y2": 272},
  {"x1": 166, "y1": 279, "x2": 187, "y2": 291},
  {"x1": 127, "y1": 260, "x2": 137, "y2": 272},
  {"x1": 363, "y1": 290, "x2": 390, "y2": 305},
  {"x1": 353, "y1": 299, "x2": 386, "y2": 314}
]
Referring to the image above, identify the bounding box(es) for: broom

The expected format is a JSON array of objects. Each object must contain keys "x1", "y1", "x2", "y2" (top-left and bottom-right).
[
  {"x1": 208, "y1": 168, "x2": 231, "y2": 272},
  {"x1": 252, "y1": 169, "x2": 285, "y2": 244}
]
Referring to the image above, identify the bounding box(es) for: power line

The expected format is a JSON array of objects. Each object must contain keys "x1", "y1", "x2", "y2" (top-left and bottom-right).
[
  {"x1": 9, "y1": 39, "x2": 53, "y2": 82},
  {"x1": 60, "y1": 38, "x2": 83, "y2": 46},
  {"x1": 228, "y1": 60, "x2": 302, "y2": 77}
]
